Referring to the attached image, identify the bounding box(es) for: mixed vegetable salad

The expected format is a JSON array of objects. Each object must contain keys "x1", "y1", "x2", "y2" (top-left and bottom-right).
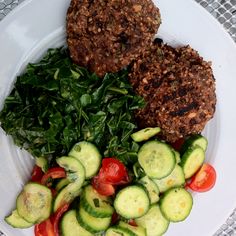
[
  {"x1": 4, "y1": 133, "x2": 216, "y2": 236},
  {"x1": 0, "y1": 48, "x2": 216, "y2": 236}
]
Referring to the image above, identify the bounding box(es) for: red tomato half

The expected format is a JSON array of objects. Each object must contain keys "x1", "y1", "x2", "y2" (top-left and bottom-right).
[
  {"x1": 34, "y1": 219, "x2": 54, "y2": 236},
  {"x1": 128, "y1": 219, "x2": 137, "y2": 227},
  {"x1": 100, "y1": 158, "x2": 129, "y2": 185},
  {"x1": 41, "y1": 167, "x2": 66, "y2": 186},
  {"x1": 52, "y1": 203, "x2": 70, "y2": 236},
  {"x1": 111, "y1": 212, "x2": 120, "y2": 225},
  {"x1": 188, "y1": 163, "x2": 216, "y2": 192},
  {"x1": 92, "y1": 158, "x2": 130, "y2": 196},
  {"x1": 50, "y1": 188, "x2": 58, "y2": 198},
  {"x1": 31, "y1": 165, "x2": 44, "y2": 183},
  {"x1": 34, "y1": 204, "x2": 69, "y2": 236},
  {"x1": 171, "y1": 138, "x2": 185, "y2": 152},
  {"x1": 92, "y1": 175, "x2": 115, "y2": 196}
]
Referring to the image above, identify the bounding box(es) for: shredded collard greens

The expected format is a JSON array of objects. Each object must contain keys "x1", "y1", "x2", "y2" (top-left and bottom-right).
[{"x1": 0, "y1": 48, "x2": 144, "y2": 165}]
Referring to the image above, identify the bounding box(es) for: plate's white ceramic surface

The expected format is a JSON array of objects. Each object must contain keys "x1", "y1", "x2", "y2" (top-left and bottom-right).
[{"x1": 0, "y1": 0, "x2": 236, "y2": 235}]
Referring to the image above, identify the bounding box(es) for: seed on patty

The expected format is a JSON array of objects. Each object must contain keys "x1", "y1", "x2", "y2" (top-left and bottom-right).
[
  {"x1": 66, "y1": 0, "x2": 161, "y2": 77},
  {"x1": 129, "y1": 41, "x2": 216, "y2": 142}
]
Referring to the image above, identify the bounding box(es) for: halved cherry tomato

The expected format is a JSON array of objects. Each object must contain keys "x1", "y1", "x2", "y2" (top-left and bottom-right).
[
  {"x1": 98, "y1": 168, "x2": 130, "y2": 186},
  {"x1": 52, "y1": 203, "x2": 70, "y2": 236},
  {"x1": 171, "y1": 138, "x2": 185, "y2": 152},
  {"x1": 34, "y1": 204, "x2": 69, "y2": 236},
  {"x1": 128, "y1": 219, "x2": 137, "y2": 227},
  {"x1": 92, "y1": 175, "x2": 115, "y2": 196},
  {"x1": 111, "y1": 212, "x2": 120, "y2": 225},
  {"x1": 31, "y1": 165, "x2": 44, "y2": 183},
  {"x1": 92, "y1": 158, "x2": 130, "y2": 196},
  {"x1": 34, "y1": 218, "x2": 54, "y2": 236},
  {"x1": 99, "y1": 158, "x2": 130, "y2": 185},
  {"x1": 41, "y1": 167, "x2": 66, "y2": 187},
  {"x1": 50, "y1": 188, "x2": 58, "y2": 198},
  {"x1": 188, "y1": 163, "x2": 216, "y2": 192}
]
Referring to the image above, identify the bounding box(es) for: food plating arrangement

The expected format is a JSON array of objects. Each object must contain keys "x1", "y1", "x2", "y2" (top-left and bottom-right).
[{"x1": 0, "y1": 0, "x2": 218, "y2": 235}]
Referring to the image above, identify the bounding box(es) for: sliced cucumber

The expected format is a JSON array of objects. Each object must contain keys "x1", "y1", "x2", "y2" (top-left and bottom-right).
[
  {"x1": 160, "y1": 187, "x2": 193, "y2": 222},
  {"x1": 81, "y1": 185, "x2": 114, "y2": 218},
  {"x1": 105, "y1": 226, "x2": 136, "y2": 236},
  {"x1": 173, "y1": 150, "x2": 181, "y2": 164},
  {"x1": 138, "y1": 141, "x2": 176, "y2": 179},
  {"x1": 131, "y1": 127, "x2": 161, "y2": 142},
  {"x1": 133, "y1": 162, "x2": 145, "y2": 179},
  {"x1": 153, "y1": 165, "x2": 185, "y2": 193},
  {"x1": 54, "y1": 156, "x2": 85, "y2": 212},
  {"x1": 16, "y1": 183, "x2": 52, "y2": 224},
  {"x1": 181, "y1": 134, "x2": 208, "y2": 154},
  {"x1": 35, "y1": 156, "x2": 48, "y2": 172},
  {"x1": 114, "y1": 185, "x2": 150, "y2": 219},
  {"x1": 69, "y1": 141, "x2": 101, "y2": 178},
  {"x1": 180, "y1": 146, "x2": 205, "y2": 179},
  {"x1": 118, "y1": 221, "x2": 147, "y2": 236},
  {"x1": 56, "y1": 156, "x2": 85, "y2": 185},
  {"x1": 61, "y1": 210, "x2": 92, "y2": 236},
  {"x1": 54, "y1": 186, "x2": 82, "y2": 212},
  {"x1": 136, "y1": 205, "x2": 169, "y2": 236},
  {"x1": 5, "y1": 210, "x2": 33, "y2": 228},
  {"x1": 55, "y1": 178, "x2": 71, "y2": 192},
  {"x1": 139, "y1": 176, "x2": 159, "y2": 204},
  {"x1": 77, "y1": 205, "x2": 111, "y2": 233}
]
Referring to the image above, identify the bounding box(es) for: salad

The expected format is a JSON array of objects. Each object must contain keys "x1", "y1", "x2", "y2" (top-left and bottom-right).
[
  {"x1": 4, "y1": 131, "x2": 216, "y2": 236},
  {"x1": 1, "y1": 49, "x2": 216, "y2": 236}
]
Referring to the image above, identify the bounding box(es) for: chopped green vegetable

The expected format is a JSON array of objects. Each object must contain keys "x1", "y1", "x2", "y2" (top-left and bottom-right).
[{"x1": 0, "y1": 48, "x2": 145, "y2": 165}]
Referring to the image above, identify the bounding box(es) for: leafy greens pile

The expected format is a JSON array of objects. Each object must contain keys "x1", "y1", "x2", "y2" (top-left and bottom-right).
[{"x1": 0, "y1": 48, "x2": 145, "y2": 165}]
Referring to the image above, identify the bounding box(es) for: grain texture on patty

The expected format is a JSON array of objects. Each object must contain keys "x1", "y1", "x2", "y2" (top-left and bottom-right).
[
  {"x1": 66, "y1": 0, "x2": 161, "y2": 77},
  {"x1": 129, "y1": 42, "x2": 216, "y2": 142}
]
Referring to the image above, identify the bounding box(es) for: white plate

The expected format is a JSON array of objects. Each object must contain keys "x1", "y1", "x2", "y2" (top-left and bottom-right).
[{"x1": 0, "y1": 0, "x2": 236, "y2": 235}]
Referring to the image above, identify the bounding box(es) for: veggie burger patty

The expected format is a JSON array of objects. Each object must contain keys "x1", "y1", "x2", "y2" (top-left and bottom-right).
[
  {"x1": 66, "y1": 0, "x2": 161, "y2": 77},
  {"x1": 129, "y1": 41, "x2": 216, "y2": 142}
]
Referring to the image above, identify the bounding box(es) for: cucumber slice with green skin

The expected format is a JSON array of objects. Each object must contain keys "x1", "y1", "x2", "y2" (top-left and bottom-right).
[
  {"x1": 69, "y1": 141, "x2": 102, "y2": 179},
  {"x1": 56, "y1": 178, "x2": 89, "y2": 191},
  {"x1": 118, "y1": 221, "x2": 147, "y2": 236},
  {"x1": 77, "y1": 205, "x2": 111, "y2": 233},
  {"x1": 138, "y1": 141, "x2": 176, "y2": 179},
  {"x1": 54, "y1": 156, "x2": 85, "y2": 212},
  {"x1": 81, "y1": 185, "x2": 114, "y2": 218},
  {"x1": 5, "y1": 210, "x2": 34, "y2": 228},
  {"x1": 160, "y1": 187, "x2": 193, "y2": 222},
  {"x1": 131, "y1": 127, "x2": 161, "y2": 142},
  {"x1": 153, "y1": 165, "x2": 185, "y2": 193},
  {"x1": 105, "y1": 226, "x2": 136, "y2": 236},
  {"x1": 136, "y1": 205, "x2": 169, "y2": 236},
  {"x1": 53, "y1": 186, "x2": 82, "y2": 212},
  {"x1": 114, "y1": 185, "x2": 150, "y2": 219},
  {"x1": 61, "y1": 210, "x2": 92, "y2": 236},
  {"x1": 181, "y1": 134, "x2": 208, "y2": 154},
  {"x1": 133, "y1": 162, "x2": 145, "y2": 179},
  {"x1": 139, "y1": 176, "x2": 159, "y2": 204},
  {"x1": 35, "y1": 156, "x2": 48, "y2": 172},
  {"x1": 16, "y1": 183, "x2": 52, "y2": 224},
  {"x1": 57, "y1": 156, "x2": 85, "y2": 185},
  {"x1": 173, "y1": 150, "x2": 181, "y2": 164},
  {"x1": 180, "y1": 146, "x2": 205, "y2": 179},
  {"x1": 55, "y1": 178, "x2": 71, "y2": 192}
]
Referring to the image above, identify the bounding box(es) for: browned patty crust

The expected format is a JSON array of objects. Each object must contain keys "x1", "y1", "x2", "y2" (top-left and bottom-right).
[
  {"x1": 66, "y1": 0, "x2": 161, "y2": 77},
  {"x1": 129, "y1": 42, "x2": 216, "y2": 142}
]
